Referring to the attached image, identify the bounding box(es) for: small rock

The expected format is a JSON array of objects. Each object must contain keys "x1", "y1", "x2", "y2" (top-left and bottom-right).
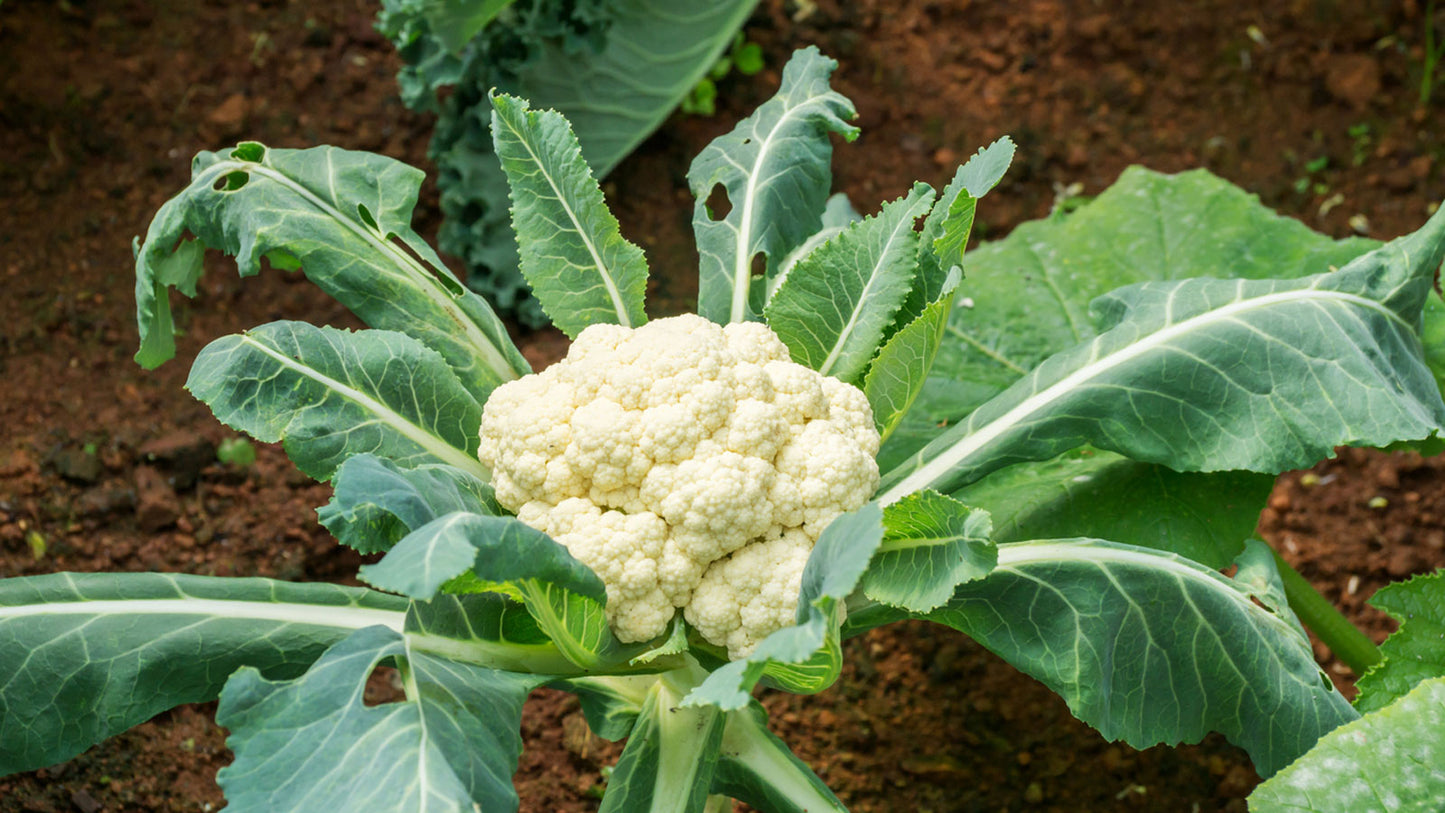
[
  {"x1": 138, "y1": 431, "x2": 215, "y2": 490},
  {"x1": 49, "y1": 445, "x2": 103, "y2": 484},
  {"x1": 77, "y1": 486, "x2": 137, "y2": 517},
  {"x1": 134, "y1": 465, "x2": 181, "y2": 532},
  {"x1": 207, "y1": 93, "x2": 250, "y2": 134},
  {"x1": 71, "y1": 788, "x2": 103, "y2": 813},
  {"x1": 1325, "y1": 54, "x2": 1381, "y2": 110}
]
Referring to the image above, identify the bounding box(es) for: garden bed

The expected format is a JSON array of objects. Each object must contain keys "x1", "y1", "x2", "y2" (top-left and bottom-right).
[{"x1": 1, "y1": 0, "x2": 1442, "y2": 810}]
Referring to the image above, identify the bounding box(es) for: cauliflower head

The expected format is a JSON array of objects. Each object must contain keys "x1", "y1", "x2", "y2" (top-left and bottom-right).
[{"x1": 478, "y1": 314, "x2": 880, "y2": 657}]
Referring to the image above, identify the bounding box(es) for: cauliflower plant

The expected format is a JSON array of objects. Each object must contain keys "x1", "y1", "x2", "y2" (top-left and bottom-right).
[{"x1": 479, "y1": 314, "x2": 880, "y2": 658}]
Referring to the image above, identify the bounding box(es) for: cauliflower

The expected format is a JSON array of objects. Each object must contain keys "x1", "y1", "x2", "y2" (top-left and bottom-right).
[{"x1": 478, "y1": 314, "x2": 880, "y2": 657}]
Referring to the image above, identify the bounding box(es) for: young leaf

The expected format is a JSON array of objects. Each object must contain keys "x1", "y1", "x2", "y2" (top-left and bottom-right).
[
  {"x1": 217, "y1": 625, "x2": 547, "y2": 813},
  {"x1": 924, "y1": 539, "x2": 1357, "y2": 776},
  {"x1": 766, "y1": 182, "x2": 936, "y2": 382},
  {"x1": 864, "y1": 268, "x2": 962, "y2": 441},
  {"x1": 187, "y1": 322, "x2": 487, "y2": 482},
  {"x1": 1249, "y1": 677, "x2": 1445, "y2": 811},
  {"x1": 134, "y1": 142, "x2": 529, "y2": 399},
  {"x1": 1353, "y1": 569, "x2": 1445, "y2": 714},
  {"x1": 0, "y1": 573, "x2": 406, "y2": 775},
  {"x1": 359, "y1": 513, "x2": 650, "y2": 671},
  {"x1": 864, "y1": 490, "x2": 996, "y2": 613},
  {"x1": 318, "y1": 454, "x2": 501, "y2": 555},
  {"x1": 880, "y1": 204, "x2": 1445, "y2": 503},
  {"x1": 907, "y1": 136, "x2": 1016, "y2": 312},
  {"x1": 683, "y1": 504, "x2": 884, "y2": 710},
  {"x1": 598, "y1": 666, "x2": 724, "y2": 813},
  {"x1": 952, "y1": 449, "x2": 1275, "y2": 568},
  {"x1": 710, "y1": 702, "x2": 848, "y2": 813},
  {"x1": 490, "y1": 93, "x2": 650, "y2": 338},
  {"x1": 689, "y1": 46, "x2": 859, "y2": 323}
]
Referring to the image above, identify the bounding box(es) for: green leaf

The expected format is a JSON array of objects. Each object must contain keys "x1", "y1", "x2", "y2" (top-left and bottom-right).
[
  {"x1": 360, "y1": 513, "x2": 651, "y2": 671},
  {"x1": 217, "y1": 625, "x2": 547, "y2": 812},
  {"x1": 865, "y1": 491, "x2": 995, "y2": 613},
  {"x1": 599, "y1": 665, "x2": 723, "y2": 813},
  {"x1": 187, "y1": 322, "x2": 487, "y2": 482},
  {"x1": 690, "y1": 46, "x2": 859, "y2": 323},
  {"x1": 420, "y1": 0, "x2": 515, "y2": 54},
  {"x1": 924, "y1": 539, "x2": 1357, "y2": 776},
  {"x1": 880, "y1": 202, "x2": 1445, "y2": 502},
  {"x1": 1420, "y1": 292, "x2": 1445, "y2": 394},
  {"x1": 134, "y1": 142, "x2": 529, "y2": 400},
  {"x1": 864, "y1": 268, "x2": 961, "y2": 442},
  {"x1": 318, "y1": 454, "x2": 501, "y2": 555},
  {"x1": 0, "y1": 573, "x2": 406, "y2": 775},
  {"x1": 917, "y1": 167, "x2": 1381, "y2": 424},
  {"x1": 683, "y1": 504, "x2": 884, "y2": 710},
  {"x1": 1354, "y1": 569, "x2": 1445, "y2": 713},
  {"x1": 709, "y1": 702, "x2": 847, "y2": 813},
  {"x1": 766, "y1": 182, "x2": 936, "y2": 382},
  {"x1": 490, "y1": 93, "x2": 650, "y2": 338},
  {"x1": 1249, "y1": 676, "x2": 1445, "y2": 812},
  {"x1": 952, "y1": 448, "x2": 1275, "y2": 568}
]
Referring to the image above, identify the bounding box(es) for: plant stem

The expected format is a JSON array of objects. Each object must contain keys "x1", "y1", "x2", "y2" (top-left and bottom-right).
[{"x1": 1271, "y1": 550, "x2": 1381, "y2": 675}]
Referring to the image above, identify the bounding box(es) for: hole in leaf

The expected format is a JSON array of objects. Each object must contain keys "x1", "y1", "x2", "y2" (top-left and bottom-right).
[
  {"x1": 212, "y1": 171, "x2": 249, "y2": 192},
  {"x1": 705, "y1": 184, "x2": 732, "y2": 221},
  {"x1": 357, "y1": 203, "x2": 380, "y2": 232},
  {"x1": 362, "y1": 664, "x2": 405, "y2": 707},
  {"x1": 230, "y1": 142, "x2": 266, "y2": 162},
  {"x1": 750, "y1": 252, "x2": 767, "y2": 279},
  {"x1": 387, "y1": 234, "x2": 465, "y2": 297}
]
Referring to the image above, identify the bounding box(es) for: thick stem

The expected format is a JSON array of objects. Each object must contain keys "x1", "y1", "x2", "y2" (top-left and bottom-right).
[{"x1": 1271, "y1": 549, "x2": 1381, "y2": 675}]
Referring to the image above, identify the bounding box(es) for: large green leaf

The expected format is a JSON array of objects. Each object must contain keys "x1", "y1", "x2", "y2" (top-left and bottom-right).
[
  {"x1": 689, "y1": 46, "x2": 859, "y2": 323},
  {"x1": 598, "y1": 664, "x2": 723, "y2": 813},
  {"x1": 1249, "y1": 676, "x2": 1445, "y2": 812},
  {"x1": 217, "y1": 624, "x2": 547, "y2": 813},
  {"x1": 864, "y1": 490, "x2": 996, "y2": 613},
  {"x1": 317, "y1": 454, "x2": 501, "y2": 555},
  {"x1": 951, "y1": 448, "x2": 1275, "y2": 568},
  {"x1": 924, "y1": 539, "x2": 1357, "y2": 776},
  {"x1": 766, "y1": 182, "x2": 936, "y2": 382},
  {"x1": 683, "y1": 504, "x2": 884, "y2": 710},
  {"x1": 0, "y1": 573, "x2": 407, "y2": 775},
  {"x1": 134, "y1": 142, "x2": 529, "y2": 400},
  {"x1": 490, "y1": 93, "x2": 649, "y2": 337},
  {"x1": 880, "y1": 203, "x2": 1445, "y2": 502},
  {"x1": 916, "y1": 167, "x2": 1382, "y2": 425},
  {"x1": 187, "y1": 322, "x2": 487, "y2": 482},
  {"x1": 419, "y1": 0, "x2": 516, "y2": 54},
  {"x1": 1354, "y1": 569, "x2": 1445, "y2": 714}
]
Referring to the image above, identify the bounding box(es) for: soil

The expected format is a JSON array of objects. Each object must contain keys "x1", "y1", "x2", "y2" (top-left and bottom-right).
[{"x1": 1, "y1": 0, "x2": 1443, "y2": 811}]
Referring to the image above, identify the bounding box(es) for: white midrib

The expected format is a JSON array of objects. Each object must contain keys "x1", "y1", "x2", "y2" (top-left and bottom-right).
[
  {"x1": 196, "y1": 161, "x2": 518, "y2": 384},
  {"x1": 237, "y1": 334, "x2": 490, "y2": 480},
  {"x1": 817, "y1": 208, "x2": 919, "y2": 375},
  {"x1": 0, "y1": 598, "x2": 405, "y2": 631},
  {"x1": 879, "y1": 286, "x2": 1403, "y2": 504},
  {"x1": 495, "y1": 113, "x2": 633, "y2": 328},
  {"x1": 730, "y1": 99, "x2": 817, "y2": 323}
]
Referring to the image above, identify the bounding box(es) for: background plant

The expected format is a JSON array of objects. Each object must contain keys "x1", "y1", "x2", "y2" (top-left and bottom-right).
[
  {"x1": 377, "y1": 0, "x2": 760, "y2": 328},
  {"x1": 2, "y1": 47, "x2": 1444, "y2": 811}
]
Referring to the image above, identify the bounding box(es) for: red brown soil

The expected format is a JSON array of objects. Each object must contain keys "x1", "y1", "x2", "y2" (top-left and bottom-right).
[{"x1": 2, "y1": 0, "x2": 1443, "y2": 811}]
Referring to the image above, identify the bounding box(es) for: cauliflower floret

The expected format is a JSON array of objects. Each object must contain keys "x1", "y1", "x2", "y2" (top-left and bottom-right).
[
  {"x1": 478, "y1": 314, "x2": 880, "y2": 653},
  {"x1": 685, "y1": 530, "x2": 813, "y2": 660}
]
